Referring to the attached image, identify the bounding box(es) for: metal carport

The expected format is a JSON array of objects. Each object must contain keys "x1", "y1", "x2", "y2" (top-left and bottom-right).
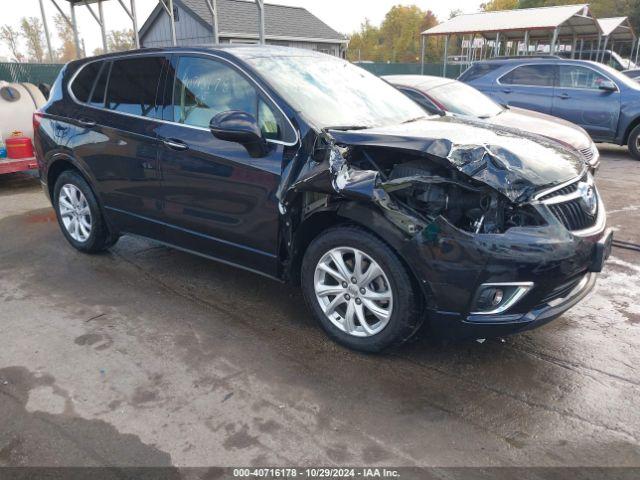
[{"x1": 420, "y1": 4, "x2": 602, "y2": 76}]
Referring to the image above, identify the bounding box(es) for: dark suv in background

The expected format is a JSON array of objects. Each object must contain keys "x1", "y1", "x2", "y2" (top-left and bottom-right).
[
  {"x1": 461, "y1": 57, "x2": 640, "y2": 159},
  {"x1": 34, "y1": 47, "x2": 612, "y2": 352}
]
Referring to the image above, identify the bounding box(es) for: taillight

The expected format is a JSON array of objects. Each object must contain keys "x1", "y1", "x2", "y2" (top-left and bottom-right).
[{"x1": 33, "y1": 111, "x2": 44, "y2": 132}]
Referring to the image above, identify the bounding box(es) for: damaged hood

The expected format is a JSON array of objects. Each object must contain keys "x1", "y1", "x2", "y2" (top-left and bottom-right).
[{"x1": 328, "y1": 115, "x2": 585, "y2": 203}]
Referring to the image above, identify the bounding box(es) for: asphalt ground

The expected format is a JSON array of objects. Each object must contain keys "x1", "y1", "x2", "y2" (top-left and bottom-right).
[{"x1": 0, "y1": 145, "x2": 638, "y2": 474}]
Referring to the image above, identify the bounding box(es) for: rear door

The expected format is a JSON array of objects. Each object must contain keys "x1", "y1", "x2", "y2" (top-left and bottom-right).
[
  {"x1": 78, "y1": 55, "x2": 168, "y2": 229},
  {"x1": 552, "y1": 64, "x2": 620, "y2": 141},
  {"x1": 496, "y1": 64, "x2": 556, "y2": 113}
]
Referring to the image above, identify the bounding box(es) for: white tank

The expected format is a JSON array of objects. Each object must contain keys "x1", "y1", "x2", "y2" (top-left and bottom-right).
[{"x1": 0, "y1": 81, "x2": 46, "y2": 142}]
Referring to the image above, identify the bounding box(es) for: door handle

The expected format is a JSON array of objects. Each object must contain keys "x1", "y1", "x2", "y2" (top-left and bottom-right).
[
  {"x1": 163, "y1": 139, "x2": 189, "y2": 151},
  {"x1": 502, "y1": 88, "x2": 512, "y2": 94},
  {"x1": 558, "y1": 93, "x2": 570, "y2": 100},
  {"x1": 77, "y1": 118, "x2": 96, "y2": 128}
]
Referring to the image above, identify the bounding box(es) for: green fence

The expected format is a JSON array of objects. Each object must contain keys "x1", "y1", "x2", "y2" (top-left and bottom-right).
[
  {"x1": 0, "y1": 63, "x2": 64, "y2": 85},
  {"x1": 356, "y1": 62, "x2": 466, "y2": 79},
  {"x1": 0, "y1": 61, "x2": 467, "y2": 87}
]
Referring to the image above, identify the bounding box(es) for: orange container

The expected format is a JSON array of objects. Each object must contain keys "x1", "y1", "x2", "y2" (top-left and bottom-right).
[{"x1": 6, "y1": 132, "x2": 34, "y2": 159}]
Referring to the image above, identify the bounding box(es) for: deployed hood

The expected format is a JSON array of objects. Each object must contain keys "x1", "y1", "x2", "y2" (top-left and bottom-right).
[
  {"x1": 328, "y1": 115, "x2": 585, "y2": 203},
  {"x1": 491, "y1": 106, "x2": 592, "y2": 151}
]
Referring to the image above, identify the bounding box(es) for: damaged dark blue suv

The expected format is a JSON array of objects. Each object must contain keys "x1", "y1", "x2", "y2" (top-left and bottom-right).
[{"x1": 34, "y1": 46, "x2": 613, "y2": 352}]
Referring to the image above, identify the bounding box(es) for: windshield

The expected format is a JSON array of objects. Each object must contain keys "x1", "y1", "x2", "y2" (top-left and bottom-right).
[
  {"x1": 242, "y1": 54, "x2": 426, "y2": 129},
  {"x1": 428, "y1": 81, "x2": 504, "y2": 118},
  {"x1": 593, "y1": 62, "x2": 640, "y2": 90}
]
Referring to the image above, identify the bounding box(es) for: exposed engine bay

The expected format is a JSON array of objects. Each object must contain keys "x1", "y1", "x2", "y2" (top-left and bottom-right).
[{"x1": 328, "y1": 144, "x2": 545, "y2": 235}]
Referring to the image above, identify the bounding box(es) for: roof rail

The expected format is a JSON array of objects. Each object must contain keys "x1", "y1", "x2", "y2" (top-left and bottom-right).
[{"x1": 486, "y1": 55, "x2": 562, "y2": 60}]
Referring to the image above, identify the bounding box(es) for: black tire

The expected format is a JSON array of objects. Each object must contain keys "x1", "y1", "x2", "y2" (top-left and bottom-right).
[
  {"x1": 301, "y1": 225, "x2": 422, "y2": 353},
  {"x1": 628, "y1": 125, "x2": 640, "y2": 160},
  {"x1": 53, "y1": 170, "x2": 118, "y2": 253}
]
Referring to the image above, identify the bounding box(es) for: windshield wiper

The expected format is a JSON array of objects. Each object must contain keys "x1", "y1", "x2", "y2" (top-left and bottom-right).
[
  {"x1": 324, "y1": 125, "x2": 371, "y2": 131},
  {"x1": 402, "y1": 116, "x2": 428, "y2": 124}
]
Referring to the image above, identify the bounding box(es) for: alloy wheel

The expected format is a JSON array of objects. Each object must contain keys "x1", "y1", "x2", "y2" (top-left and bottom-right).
[
  {"x1": 58, "y1": 184, "x2": 92, "y2": 243},
  {"x1": 313, "y1": 247, "x2": 393, "y2": 337}
]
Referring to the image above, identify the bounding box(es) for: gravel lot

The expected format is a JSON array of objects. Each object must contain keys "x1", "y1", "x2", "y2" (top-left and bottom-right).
[{"x1": 0, "y1": 145, "x2": 639, "y2": 470}]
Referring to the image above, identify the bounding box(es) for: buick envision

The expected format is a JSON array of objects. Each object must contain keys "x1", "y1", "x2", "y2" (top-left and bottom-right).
[{"x1": 34, "y1": 47, "x2": 612, "y2": 352}]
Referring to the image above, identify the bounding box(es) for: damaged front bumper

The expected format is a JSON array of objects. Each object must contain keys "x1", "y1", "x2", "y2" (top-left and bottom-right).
[{"x1": 401, "y1": 214, "x2": 612, "y2": 340}]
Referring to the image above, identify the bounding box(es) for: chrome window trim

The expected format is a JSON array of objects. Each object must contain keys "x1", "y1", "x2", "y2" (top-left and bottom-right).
[
  {"x1": 67, "y1": 50, "x2": 300, "y2": 147},
  {"x1": 496, "y1": 62, "x2": 620, "y2": 93},
  {"x1": 471, "y1": 282, "x2": 535, "y2": 315}
]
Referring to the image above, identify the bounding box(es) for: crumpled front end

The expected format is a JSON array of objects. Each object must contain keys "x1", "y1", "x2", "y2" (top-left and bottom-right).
[{"x1": 277, "y1": 120, "x2": 611, "y2": 339}]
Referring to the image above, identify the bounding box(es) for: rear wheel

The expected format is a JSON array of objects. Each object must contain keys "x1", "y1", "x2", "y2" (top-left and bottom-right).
[
  {"x1": 53, "y1": 170, "x2": 117, "y2": 253},
  {"x1": 627, "y1": 124, "x2": 640, "y2": 160},
  {"x1": 301, "y1": 226, "x2": 422, "y2": 352}
]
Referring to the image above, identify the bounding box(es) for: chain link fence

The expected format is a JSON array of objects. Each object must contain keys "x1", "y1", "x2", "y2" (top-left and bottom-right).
[{"x1": 0, "y1": 63, "x2": 64, "y2": 86}]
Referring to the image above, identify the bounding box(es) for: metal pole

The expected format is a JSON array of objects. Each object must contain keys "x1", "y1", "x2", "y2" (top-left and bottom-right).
[
  {"x1": 635, "y1": 37, "x2": 640, "y2": 65},
  {"x1": 420, "y1": 35, "x2": 426, "y2": 75},
  {"x1": 550, "y1": 28, "x2": 558, "y2": 54},
  {"x1": 255, "y1": 0, "x2": 265, "y2": 45},
  {"x1": 578, "y1": 38, "x2": 584, "y2": 60},
  {"x1": 571, "y1": 33, "x2": 577, "y2": 59},
  {"x1": 39, "y1": 0, "x2": 54, "y2": 62},
  {"x1": 70, "y1": 2, "x2": 81, "y2": 58},
  {"x1": 600, "y1": 36, "x2": 609, "y2": 63},
  {"x1": 98, "y1": 1, "x2": 108, "y2": 53},
  {"x1": 205, "y1": 0, "x2": 219, "y2": 44},
  {"x1": 131, "y1": 0, "x2": 140, "y2": 48},
  {"x1": 168, "y1": 0, "x2": 177, "y2": 46},
  {"x1": 443, "y1": 35, "x2": 449, "y2": 77},
  {"x1": 494, "y1": 32, "x2": 500, "y2": 57},
  {"x1": 595, "y1": 34, "x2": 601, "y2": 61},
  {"x1": 523, "y1": 30, "x2": 529, "y2": 56}
]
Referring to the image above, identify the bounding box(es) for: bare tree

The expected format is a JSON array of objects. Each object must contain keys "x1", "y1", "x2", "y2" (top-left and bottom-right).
[
  {"x1": 20, "y1": 17, "x2": 46, "y2": 63},
  {"x1": 0, "y1": 25, "x2": 25, "y2": 62},
  {"x1": 54, "y1": 14, "x2": 77, "y2": 62}
]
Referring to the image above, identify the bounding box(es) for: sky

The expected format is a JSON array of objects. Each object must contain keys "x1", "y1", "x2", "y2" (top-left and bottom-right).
[{"x1": 0, "y1": 0, "x2": 484, "y2": 61}]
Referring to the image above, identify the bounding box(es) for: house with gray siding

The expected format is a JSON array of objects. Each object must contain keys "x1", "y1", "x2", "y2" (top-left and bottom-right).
[{"x1": 139, "y1": 0, "x2": 348, "y2": 56}]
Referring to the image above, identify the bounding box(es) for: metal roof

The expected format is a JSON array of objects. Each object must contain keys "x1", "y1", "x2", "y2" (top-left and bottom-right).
[
  {"x1": 421, "y1": 4, "x2": 601, "y2": 40},
  {"x1": 140, "y1": 0, "x2": 347, "y2": 43},
  {"x1": 597, "y1": 17, "x2": 635, "y2": 40}
]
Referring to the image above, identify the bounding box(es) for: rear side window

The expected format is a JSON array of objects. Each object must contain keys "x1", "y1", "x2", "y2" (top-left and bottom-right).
[
  {"x1": 106, "y1": 57, "x2": 164, "y2": 117},
  {"x1": 89, "y1": 62, "x2": 109, "y2": 107},
  {"x1": 458, "y1": 63, "x2": 503, "y2": 82},
  {"x1": 399, "y1": 88, "x2": 440, "y2": 114},
  {"x1": 71, "y1": 61, "x2": 103, "y2": 102},
  {"x1": 500, "y1": 64, "x2": 555, "y2": 87},
  {"x1": 558, "y1": 65, "x2": 611, "y2": 90}
]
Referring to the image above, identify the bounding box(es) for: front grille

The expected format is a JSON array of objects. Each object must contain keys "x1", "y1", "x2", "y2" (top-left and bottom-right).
[
  {"x1": 579, "y1": 146, "x2": 594, "y2": 162},
  {"x1": 548, "y1": 198, "x2": 598, "y2": 231},
  {"x1": 538, "y1": 174, "x2": 599, "y2": 232},
  {"x1": 538, "y1": 181, "x2": 579, "y2": 202}
]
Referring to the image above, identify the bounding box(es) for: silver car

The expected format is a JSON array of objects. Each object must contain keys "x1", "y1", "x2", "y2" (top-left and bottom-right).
[{"x1": 384, "y1": 75, "x2": 600, "y2": 173}]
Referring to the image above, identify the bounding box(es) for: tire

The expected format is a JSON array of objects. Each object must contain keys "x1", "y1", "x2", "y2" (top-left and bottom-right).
[
  {"x1": 301, "y1": 225, "x2": 422, "y2": 353},
  {"x1": 53, "y1": 170, "x2": 118, "y2": 253},
  {"x1": 628, "y1": 124, "x2": 640, "y2": 160}
]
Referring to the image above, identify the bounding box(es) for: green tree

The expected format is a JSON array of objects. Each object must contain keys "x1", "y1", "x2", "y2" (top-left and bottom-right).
[
  {"x1": 54, "y1": 13, "x2": 77, "y2": 62},
  {"x1": 347, "y1": 19, "x2": 382, "y2": 62},
  {"x1": 481, "y1": 0, "x2": 519, "y2": 11},
  {"x1": 20, "y1": 17, "x2": 45, "y2": 63},
  {"x1": 108, "y1": 29, "x2": 135, "y2": 52}
]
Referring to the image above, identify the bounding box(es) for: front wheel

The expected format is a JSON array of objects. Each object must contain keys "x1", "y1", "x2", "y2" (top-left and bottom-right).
[
  {"x1": 627, "y1": 125, "x2": 640, "y2": 160},
  {"x1": 301, "y1": 226, "x2": 422, "y2": 352}
]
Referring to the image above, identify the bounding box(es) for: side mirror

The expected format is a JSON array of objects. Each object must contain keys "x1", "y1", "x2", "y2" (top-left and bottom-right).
[
  {"x1": 598, "y1": 80, "x2": 617, "y2": 92},
  {"x1": 210, "y1": 110, "x2": 268, "y2": 158}
]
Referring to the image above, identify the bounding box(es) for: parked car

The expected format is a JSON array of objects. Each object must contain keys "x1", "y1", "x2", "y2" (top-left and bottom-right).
[
  {"x1": 624, "y1": 69, "x2": 640, "y2": 80},
  {"x1": 34, "y1": 47, "x2": 612, "y2": 352},
  {"x1": 556, "y1": 50, "x2": 636, "y2": 71},
  {"x1": 384, "y1": 74, "x2": 599, "y2": 173},
  {"x1": 461, "y1": 57, "x2": 640, "y2": 159}
]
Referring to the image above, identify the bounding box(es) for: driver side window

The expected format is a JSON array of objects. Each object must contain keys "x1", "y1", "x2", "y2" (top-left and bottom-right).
[{"x1": 172, "y1": 56, "x2": 286, "y2": 141}]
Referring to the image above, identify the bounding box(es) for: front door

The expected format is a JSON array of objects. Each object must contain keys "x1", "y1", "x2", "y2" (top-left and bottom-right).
[
  {"x1": 552, "y1": 64, "x2": 621, "y2": 142},
  {"x1": 157, "y1": 54, "x2": 297, "y2": 276}
]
